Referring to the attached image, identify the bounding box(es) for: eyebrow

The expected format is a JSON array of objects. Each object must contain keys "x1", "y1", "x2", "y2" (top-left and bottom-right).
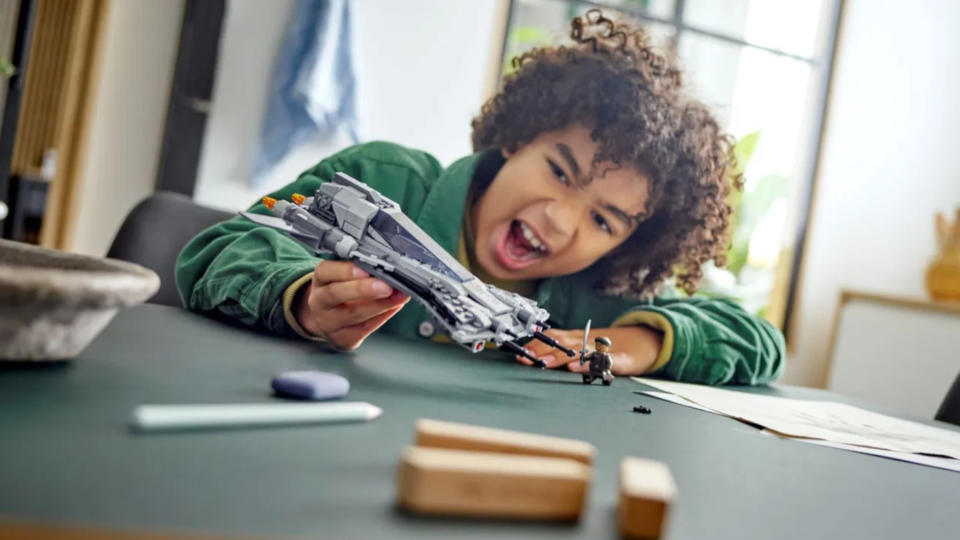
[
  {"x1": 555, "y1": 143, "x2": 582, "y2": 179},
  {"x1": 604, "y1": 204, "x2": 638, "y2": 229}
]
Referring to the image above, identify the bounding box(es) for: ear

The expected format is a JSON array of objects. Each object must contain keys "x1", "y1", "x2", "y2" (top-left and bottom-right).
[{"x1": 501, "y1": 148, "x2": 512, "y2": 159}]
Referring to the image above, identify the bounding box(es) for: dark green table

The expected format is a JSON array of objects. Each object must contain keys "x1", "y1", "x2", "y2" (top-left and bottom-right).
[{"x1": 1, "y1": 305, "x2": 958, "y2": 539}]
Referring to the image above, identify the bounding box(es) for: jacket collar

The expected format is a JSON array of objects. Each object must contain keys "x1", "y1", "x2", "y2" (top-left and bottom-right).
[{"x1": 414, "y1": 151, "x2": 485, "y2": 260}]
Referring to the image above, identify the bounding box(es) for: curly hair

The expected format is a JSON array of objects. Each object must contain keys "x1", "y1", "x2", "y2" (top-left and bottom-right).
[{"x1": 471, "y1": 9, "x2": 740, "y2": 299}]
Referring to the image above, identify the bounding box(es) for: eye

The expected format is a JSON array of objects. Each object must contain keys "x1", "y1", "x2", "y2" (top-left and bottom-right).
[
  {"x1": 592, "y1": 210, "x2": 613, "y2": 234},
  {"x1": 547, "y1": 159, "x2": 570, "y2": 185}
]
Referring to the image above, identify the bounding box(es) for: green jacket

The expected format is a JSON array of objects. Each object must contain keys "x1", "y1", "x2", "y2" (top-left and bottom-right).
[{"x1": 176, "y1": 142, "x2": 785, "y2": 385}]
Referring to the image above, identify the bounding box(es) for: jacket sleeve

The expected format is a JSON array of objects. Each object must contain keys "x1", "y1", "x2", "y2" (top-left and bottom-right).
[
  {"x1": 612, "y1": 297, "x2": 786, "y2": 386},
  {"x1": 174, "y1": 142, "x2": 435, "y2": 336}
]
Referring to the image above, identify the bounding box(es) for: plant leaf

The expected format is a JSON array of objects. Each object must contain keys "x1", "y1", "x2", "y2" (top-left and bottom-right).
[{"x1": 0, "y1": 57, "x2": 15, "y2": 77}]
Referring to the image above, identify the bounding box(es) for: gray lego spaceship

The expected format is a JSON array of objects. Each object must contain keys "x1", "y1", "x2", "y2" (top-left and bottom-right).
[{"x1": 240, "y1": 172, "x2": 576, "y2": 366}]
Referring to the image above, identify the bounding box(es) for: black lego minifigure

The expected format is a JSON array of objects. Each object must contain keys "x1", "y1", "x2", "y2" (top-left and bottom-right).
[{"x1": 580, "y1": 336, "x2": 615, "y2": 386}]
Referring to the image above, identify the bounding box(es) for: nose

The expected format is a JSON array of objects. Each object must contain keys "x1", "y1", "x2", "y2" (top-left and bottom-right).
[{"x1": 543, "y1": 196, "x2": 583, "y2": 239}]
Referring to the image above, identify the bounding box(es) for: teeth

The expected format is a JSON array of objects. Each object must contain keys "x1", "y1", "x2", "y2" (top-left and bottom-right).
[{"x1": 519, "y1": 222, "x2": 546, "y2": 253}]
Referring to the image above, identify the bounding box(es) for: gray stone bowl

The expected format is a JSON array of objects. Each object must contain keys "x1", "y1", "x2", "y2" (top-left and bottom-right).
[{"x1": 0, "y1": 239, "x2": 160, "y2": 361}]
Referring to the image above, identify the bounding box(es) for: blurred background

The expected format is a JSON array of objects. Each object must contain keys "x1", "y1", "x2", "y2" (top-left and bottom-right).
[{"x1": 1, "y1": 0, "x2": 958, "y2": 406}]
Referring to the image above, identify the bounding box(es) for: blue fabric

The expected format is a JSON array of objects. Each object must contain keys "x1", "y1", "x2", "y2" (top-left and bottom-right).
[{"x1": 252, "y1": 0, "x2": 360, "y2": 185}]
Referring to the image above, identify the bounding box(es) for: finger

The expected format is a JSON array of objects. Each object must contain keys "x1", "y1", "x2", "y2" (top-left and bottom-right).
[
  {"x1": 543, "y1": 328, "x2": 572, "y2": 340},
  {"x1": 340, "y1": 302, "x2": 406, "y2": 347},
  {"x1": 540, "y1": 329, "x2": 582, "y2": 355},
  {"x1": 537, "y1": 353, "x2": 569, "y2": 369},
  {"x1": 314, "y1": 277, "x2": 394, "y2": 308},
  {"x1": 329, "y1": 303, "x2": 405, "y2": 351},
  {"x1": 514, "y1": 355, "x2": 533, "y2": 366},
  {"x1": 564, "y1": 336, "x2": 587, "y2": 352},
  {"x1": 327, "y1": 292, "x2": 409, "y2": 328},
  {"x1": 530, "y1": 334, "x2": 578, "y2": 359},
  {"x1": 312, "y1": 261, "x2": 369, "y2": 286},
  {"x1": 524, "y1": 340, "x2": 553, "y2": 358},
  {"x1": 566, "y1": 360, "x2": 589, "y2": 373},
  {"x1": 518, "y1": 348, "x2": 557, "y2": 368}
]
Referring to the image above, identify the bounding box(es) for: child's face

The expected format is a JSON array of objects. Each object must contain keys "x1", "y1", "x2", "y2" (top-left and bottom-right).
[{"x1": 471, "y1": 124, "x2": 651, "y2": 281}]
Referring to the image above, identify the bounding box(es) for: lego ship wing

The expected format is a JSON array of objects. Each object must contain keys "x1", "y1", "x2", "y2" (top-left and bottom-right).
[
  {"x1": 239, "y1": 211, "x2": 319, "y2": 244},
  {"x1": 240, "y1": 211, "x2": 294, "y2": 232}
]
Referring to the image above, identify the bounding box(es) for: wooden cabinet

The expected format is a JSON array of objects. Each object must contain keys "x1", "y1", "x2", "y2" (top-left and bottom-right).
[{"x1": 826, "y1": 290, "x2": 960, "y2": 419}]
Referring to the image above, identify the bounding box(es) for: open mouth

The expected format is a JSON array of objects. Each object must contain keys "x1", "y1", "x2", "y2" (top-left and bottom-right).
[{"x1": 494, "y1": 219, "x2": 550, "y2": 271}]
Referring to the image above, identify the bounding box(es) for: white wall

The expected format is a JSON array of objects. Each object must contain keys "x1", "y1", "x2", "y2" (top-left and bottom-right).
[
  {"x1": 193, "y1": 0, "x2": 503, "y2": 211},
  {"x1": 788, "y1": 0, "x2": 960, "y2": 386},
  {"x1": 69, "y1": 0, "x2": 185, "y2": 256},
  {"x1": 191, "y1": 0, "x2": 299, "y2": 211}
]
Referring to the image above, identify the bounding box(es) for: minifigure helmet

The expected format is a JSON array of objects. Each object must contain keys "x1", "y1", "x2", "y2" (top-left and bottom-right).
[{"x1": 594, "y1": 336, "x2": 612, "y2": 346}]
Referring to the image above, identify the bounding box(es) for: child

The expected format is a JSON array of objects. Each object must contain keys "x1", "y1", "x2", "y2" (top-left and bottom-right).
[{"x1": 176, "y1": 9, "x2": 784, "y2": 386}]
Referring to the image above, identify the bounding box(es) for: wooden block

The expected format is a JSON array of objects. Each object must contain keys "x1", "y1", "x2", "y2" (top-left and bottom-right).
[
  {"x1": 415, "y1": 418, "x2": 596, "y2": 465},
  {"x1": 0, "y1": 520, "x2": 246, "y2": 540},
  {"x1": 397, "y1": 446, "x2": 591, "y2": 521},
  {"x1": 618, "y1": 457, "x2": 676, "y2": 539}
]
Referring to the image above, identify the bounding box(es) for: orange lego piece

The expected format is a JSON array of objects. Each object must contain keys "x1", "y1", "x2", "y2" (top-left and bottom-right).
[{"x1": 261, "y1": 197, "x2": 277, "y2": 210}]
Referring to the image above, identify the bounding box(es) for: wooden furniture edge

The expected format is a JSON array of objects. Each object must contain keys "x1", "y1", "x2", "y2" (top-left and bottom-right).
[
  {"x1": 0, "y1": 520, "x2": 254, "y2": 540},
  {"x1": 481, "y1": 0, "x2": 510, "y2": 102},
  {"x1": 840, "y1": 289, "x2": 960, "y2": 316},
  {"x1": 823, "y1": 288, "x2": 960, "y2": 388}
]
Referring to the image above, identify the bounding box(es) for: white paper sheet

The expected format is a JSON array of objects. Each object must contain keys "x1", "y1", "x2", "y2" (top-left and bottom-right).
[
  {"x1": 801, "y1": 440, "x2": 960, "y2": 473},
  {"x1": 639, "y1": 390, "x2": 960, "y2": 473},
  {"x1": 634, "y1": 378, "x2": 960, "y2": 458}
]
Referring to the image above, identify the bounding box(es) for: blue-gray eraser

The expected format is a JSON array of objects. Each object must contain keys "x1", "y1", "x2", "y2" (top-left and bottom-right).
[{"x1": 271, "y1": 371, "x2": 350, "y2": 401}]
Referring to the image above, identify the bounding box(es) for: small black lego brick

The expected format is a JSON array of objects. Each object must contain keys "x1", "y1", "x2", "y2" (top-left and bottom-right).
[{"x1": 632, "y1": 405, "x2": 652, "y2": 414}]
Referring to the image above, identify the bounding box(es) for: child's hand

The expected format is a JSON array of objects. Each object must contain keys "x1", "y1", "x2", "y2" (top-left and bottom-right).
[
  {"x1": 515, "y1": 326, "x2": 662, "y2": 375},
  {"x1": 517, "y1": 328, "x2": 584, "y2": 369},
  {"x1": 294, "y1": 261, "x2": 409, "y2": 351}
]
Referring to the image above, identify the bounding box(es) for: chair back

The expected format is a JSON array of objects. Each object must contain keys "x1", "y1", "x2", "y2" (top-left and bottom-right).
[
  {"x1": 936, "y1": 371, "x2": 960, "y2": 427},
  {"x1": 107, "y1": 192, "x2": 232, "y2": 307}
]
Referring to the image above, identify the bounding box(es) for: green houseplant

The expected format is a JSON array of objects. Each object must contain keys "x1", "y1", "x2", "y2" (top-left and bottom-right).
[{"x1": 0, "y1": 57, "x2": 13, "y2": 78}]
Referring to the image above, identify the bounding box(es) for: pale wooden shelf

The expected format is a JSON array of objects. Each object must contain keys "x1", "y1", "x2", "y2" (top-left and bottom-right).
[{"x1": 839, "y1": 289, "x2": 960, "y2": 317}]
